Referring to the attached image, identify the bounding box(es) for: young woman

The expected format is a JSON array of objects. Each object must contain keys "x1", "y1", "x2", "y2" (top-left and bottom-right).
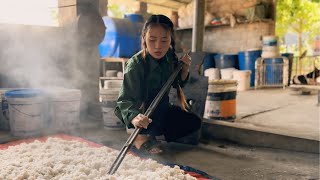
[{"x1": 115, "y1": 14, "x2": 201, "y2": 155}]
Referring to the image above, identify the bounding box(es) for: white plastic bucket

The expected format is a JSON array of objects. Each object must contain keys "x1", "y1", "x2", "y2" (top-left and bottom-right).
[
  {"x1": 232, "y1": 70, "x2": 251, "y2": 91},
  {"x1": 262, "y1": 36, "x2": 278, "y2": 46},
  {"x1": 46, "y1": 88, "x2": 81, "y2": 132},
  {"x1": 100, "y1": 88, "x2": 124, "y2": 130},
  {"x1": 204, "y1": 68, "x2": 220, "y2": 80},
  {"x1": 220, "y1": 68, "x2": 237, "y2": 80},
  {"x1": 262, "y1": 36, "x2": 279, "y2": 58},
  {"x1": 5, "y1": 89, "x2": 47, "y2": 137},
  {"x1": 204, "y1": 80, "x2": 237, "y2": 121},
  {"x1": 261, "y1": 46, "x2": 280, "y2": 58}
]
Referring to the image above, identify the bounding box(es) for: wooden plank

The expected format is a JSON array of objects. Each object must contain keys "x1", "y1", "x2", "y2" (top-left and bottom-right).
[
  {"x1": 99, "y1": 77, "x2": 122, "y2": 80},
  {"x1": 135, "y1": 0, "x2": 190, "y2": 10},
  {"x1": 102, "y1": 58, "x2": 128, "y2": 63},
  {"x1": 290, "y1": 84, "x2": 320, "y2": 90}
]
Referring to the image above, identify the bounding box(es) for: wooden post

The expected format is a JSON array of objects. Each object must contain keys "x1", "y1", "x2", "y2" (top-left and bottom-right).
[
  {"x1": 271, "y1": 0, "x2": 276, "y2": 35},
  {"x1": 58, "y1": 0, "x2": 103, "y2": 26},
  {"x1": 99, "y1": 0, "x2": 108, "y2": 17},
  {"x1": 58, "y1": 0, "x2": 77, "y2": 26},
  {"x1": 135, "y1": 2, "x2": 148, "y2": 21},
  {"x1": 171, "y1": 11, "x2": 179, "y2": 28},
  {"x1": 192, "y1": 0, "x2": 205, "y2": 52}
]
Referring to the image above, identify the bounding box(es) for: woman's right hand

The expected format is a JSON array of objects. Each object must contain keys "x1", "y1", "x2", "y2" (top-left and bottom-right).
[{"x1": 131, "y1": 113, "x2": 152, "y2": 129}]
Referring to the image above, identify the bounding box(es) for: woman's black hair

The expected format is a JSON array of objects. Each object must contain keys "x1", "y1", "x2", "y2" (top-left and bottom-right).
[{"x1": 140, "y1": 14, "x2": 189, "y2": 111}]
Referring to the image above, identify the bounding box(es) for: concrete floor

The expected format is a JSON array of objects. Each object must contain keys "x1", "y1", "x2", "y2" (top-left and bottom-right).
[
  {"x1": 235, "y1": 88, "x2": 319, "y2": 141},
  {"x1": 0, "y1": 88, "x2": 319, "y2": 179},
  {"x1": 70, "y1": 118, "x2": 320, "y2": 180},
  {"x1": 203, "y1": 88, "x2": 320, "y2": 153}
]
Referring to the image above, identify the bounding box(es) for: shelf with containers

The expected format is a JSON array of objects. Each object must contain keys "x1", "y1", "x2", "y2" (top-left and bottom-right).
[
  {"x1": 98, "y1": 15, "x2": 143, "y2": 90},
  {"x1": 99, "y1": 57, "x2": 128, "y2": 90}
]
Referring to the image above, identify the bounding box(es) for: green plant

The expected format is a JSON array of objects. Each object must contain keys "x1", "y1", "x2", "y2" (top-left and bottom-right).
[
  {"x1": 276, "y1": 0, "x2": 320, "y2": 73},
  {"x1": 108, "y1": 4, "x2": 125, "y2": 18}
]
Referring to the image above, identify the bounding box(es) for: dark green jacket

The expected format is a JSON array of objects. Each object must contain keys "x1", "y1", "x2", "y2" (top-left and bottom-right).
[{"x1": 115, "y1": 50, "x2": 189, "y2": 128}]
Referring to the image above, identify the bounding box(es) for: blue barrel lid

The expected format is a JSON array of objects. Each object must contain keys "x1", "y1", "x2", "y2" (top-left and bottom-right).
[{"x1": 5, "y1": 89, "x2": 44, "y2": 98}]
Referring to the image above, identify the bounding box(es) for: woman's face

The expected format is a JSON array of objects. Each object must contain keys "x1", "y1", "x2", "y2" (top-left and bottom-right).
[{"x1": 146, "y1": 25, "x2": 171, "y2": 59}]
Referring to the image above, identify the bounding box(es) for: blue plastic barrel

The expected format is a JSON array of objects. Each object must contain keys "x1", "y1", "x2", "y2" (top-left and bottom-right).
[
  {"x1": 203, "y1": 53, "x2": 217, "y2": 72},
  {"x1": 214, "y1": 54, "x2": 238, "y2": 69},
  {"x1": 264, "y1": 58, "x2": 284, "y2": 85},
  {"x1": 238, "y1": 49, "x2": 262, "y2": 86},
  {"x1": 98, "y1": 17, "x2": 143, "y2": 58},
  {"x1": 281, "y1": 53, "x2": 294, "y2": 85},
  {"x1": 124, "y1": 14, "x2": 144, "y2": 23}
]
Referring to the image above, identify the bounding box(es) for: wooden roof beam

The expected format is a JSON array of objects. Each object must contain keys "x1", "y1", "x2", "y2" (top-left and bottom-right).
[{"x1": 135, "y1": 0, "x2": 189, "y2": 10}]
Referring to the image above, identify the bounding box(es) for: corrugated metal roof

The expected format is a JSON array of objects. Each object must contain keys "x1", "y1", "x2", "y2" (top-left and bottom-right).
[{"x1": 135, "y1": 0, "x2": 192, "y2": 10}]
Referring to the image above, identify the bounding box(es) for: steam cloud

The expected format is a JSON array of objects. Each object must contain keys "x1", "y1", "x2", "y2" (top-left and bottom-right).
[{"x1": 0, "y1": 24, "x2": 84, "y2": 89}]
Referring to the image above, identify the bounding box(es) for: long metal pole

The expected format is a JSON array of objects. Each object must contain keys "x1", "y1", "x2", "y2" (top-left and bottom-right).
[{"x1": 108, "y1": 52, "x2": 190, "y2": 175}]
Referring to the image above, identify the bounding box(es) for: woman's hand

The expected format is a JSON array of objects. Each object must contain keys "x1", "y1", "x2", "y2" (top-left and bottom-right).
[
  {"x1": 180, "y1": 52, "x2": 191, "y2": 80},
  {"x1": 131, "y1": 113, "x2": 152, "y2": 129}
]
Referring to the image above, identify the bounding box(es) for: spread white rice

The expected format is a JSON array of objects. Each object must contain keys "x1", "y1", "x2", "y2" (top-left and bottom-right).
[{"x1": 0, "y1": 138, "x2": 196, "y2": 180}]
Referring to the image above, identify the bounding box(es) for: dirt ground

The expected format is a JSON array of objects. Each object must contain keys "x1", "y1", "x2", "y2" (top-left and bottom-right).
[{"x1": 73, "y1": 119, "x2": 320, "y2": 180}]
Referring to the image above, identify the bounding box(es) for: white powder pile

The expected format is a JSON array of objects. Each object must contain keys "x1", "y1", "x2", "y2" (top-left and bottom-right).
[{"x1": 0, "y1": 138, "x2": 196, "y2": 180}]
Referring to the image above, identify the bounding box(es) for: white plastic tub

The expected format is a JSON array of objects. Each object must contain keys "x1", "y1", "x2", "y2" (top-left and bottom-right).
[
  {"x1": 5, "y1": 89, "x2": 47, "y2": 137},
  {"x1": 233, "y1": 70, "x2": 251, "y2": 91},
  {"x1": 46, "y1": 88, "x2": 81, "y2": 132}
]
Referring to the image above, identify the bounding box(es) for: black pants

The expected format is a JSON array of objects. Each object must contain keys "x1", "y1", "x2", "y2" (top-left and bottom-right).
[{"x1": 140, "y1": 105, "x2": 202, "y2": 142}]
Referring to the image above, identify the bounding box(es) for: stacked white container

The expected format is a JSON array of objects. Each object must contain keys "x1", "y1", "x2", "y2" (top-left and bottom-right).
[
  {"x1": 100, "y1": 79, "x2": 124, "y2": 130},
  {"x1": 46, "y1": 88, "x2": 81, "y2": 132},
  {"x1": 204, "y1": 68, "x2": 220, "y2": 81},
  {"x1": 232, "y1": 70, "x2": 251, "y2": 91},
  {"x1": 261, "y1": 36, "x2": 280, "y2": 58}
]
